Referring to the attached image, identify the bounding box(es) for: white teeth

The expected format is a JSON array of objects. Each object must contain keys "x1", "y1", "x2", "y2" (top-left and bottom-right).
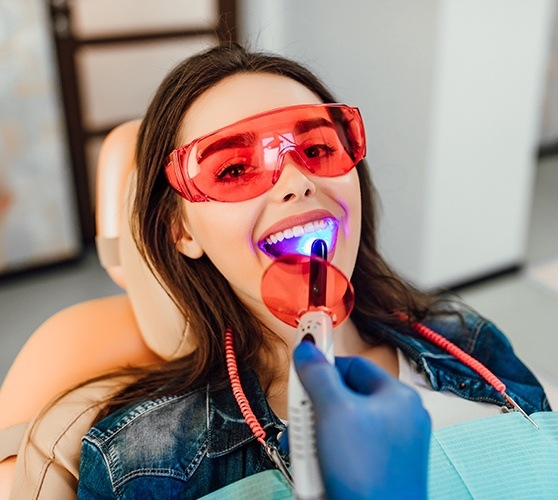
[{"x1": 264, "y1": 218, "x2": 333, "y2": 246}]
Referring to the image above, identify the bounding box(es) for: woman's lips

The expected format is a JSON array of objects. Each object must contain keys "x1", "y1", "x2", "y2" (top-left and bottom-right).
[
  {"x1": 259, "y1": 209, "x2": 335, "y2": 240},
  {"x1": 258, "y1": 209, "x2": 339, "y2": 259}
]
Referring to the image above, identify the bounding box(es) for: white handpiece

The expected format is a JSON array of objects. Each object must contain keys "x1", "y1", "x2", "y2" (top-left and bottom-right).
[
  {"x1": 260, "y1": 240, "x2": 354, "y2": 497},
  {"x1": 288, "y1": 309, "x2": 334, "y2": 500}
]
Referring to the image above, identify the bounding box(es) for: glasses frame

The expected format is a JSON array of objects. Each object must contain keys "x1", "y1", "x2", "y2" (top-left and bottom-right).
[{"x1": 165, "y1": 103, "x2": 366, "y2": 203}]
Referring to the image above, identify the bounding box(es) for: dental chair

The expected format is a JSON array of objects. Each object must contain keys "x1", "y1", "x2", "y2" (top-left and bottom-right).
[{"x1": 0, "y1": 120, "x2": 193, "y2": 498}]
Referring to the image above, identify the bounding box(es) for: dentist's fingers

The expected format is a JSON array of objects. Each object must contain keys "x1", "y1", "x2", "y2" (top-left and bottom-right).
[
  {"x1": 335, "y1": 355, "x2": 396, "y2": 396},
  {"x1": 294, "y1": 342, "x2": 431, "y2": 500},
  {"x1": 295, "y1": 341, "x2": 396, "y2": 399},
  {"x1": 293, "y1": 341, "x2": 347, "y2": 407}
]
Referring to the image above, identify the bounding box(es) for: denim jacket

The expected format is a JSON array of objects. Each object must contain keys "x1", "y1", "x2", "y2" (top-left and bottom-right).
[{"x1": 77, "y1": 306, "x2": 551, "y2": 499}]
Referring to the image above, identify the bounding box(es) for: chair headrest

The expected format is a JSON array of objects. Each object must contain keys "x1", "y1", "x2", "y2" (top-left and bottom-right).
[{"x1": 95, "y1": 121, "x2": 194, "y2": 360}]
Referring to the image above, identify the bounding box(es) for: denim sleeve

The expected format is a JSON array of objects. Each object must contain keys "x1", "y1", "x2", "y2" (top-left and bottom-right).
[{"x1": 77, "y1": 439, "x2": 117, "y2": 499}]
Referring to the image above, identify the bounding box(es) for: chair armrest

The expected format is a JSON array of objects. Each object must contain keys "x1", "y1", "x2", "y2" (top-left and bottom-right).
[
  {"x1": 0, "y1": 294, "x2": 160, "y2": 497},
  {"x1": 0, "y1": 294, "x2": 160, "y2": 432},
  {"x1": 10, "y1": 377, "x2": 131, "y2": 500},
  {"x1": 0, "y1": 458, "x2": 16, "y2": 500},
  {"x1": 0, "y1": 424, "x2": 28, "y2": 463},
  {"x1": 0, "y1": 425, "x2": 27, "y2": 500}
]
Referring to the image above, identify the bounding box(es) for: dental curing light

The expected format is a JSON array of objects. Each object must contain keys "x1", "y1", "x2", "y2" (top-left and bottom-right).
[{"x1": 261, "y1": 240, "x2": 355, "y2": 499}]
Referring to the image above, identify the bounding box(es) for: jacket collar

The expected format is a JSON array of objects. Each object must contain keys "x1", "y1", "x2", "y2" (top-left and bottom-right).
[{"x1": 206, "y1": 369, "x2": 285, "y2": 457}]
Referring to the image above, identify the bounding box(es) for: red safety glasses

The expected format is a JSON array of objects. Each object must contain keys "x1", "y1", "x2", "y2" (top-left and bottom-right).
[{"x1": 165, "y1": 103, "x2": 366, "y2": 202}]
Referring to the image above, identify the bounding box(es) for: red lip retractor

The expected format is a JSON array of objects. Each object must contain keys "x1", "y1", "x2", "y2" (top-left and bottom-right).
[{"x1": 261, "y1": 254, "x2": 355, "y2": 328}]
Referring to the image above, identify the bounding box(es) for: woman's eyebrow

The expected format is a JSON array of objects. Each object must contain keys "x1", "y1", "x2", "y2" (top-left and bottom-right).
[
  {"x1": 294, "y1": 117, "x2": 334, "y2": 134},
  {"x1": 196, "y1": 118, "x2": 332, "y2": 161},
  {"x1": 197, "y1": 132, "x2": 257, "y2": 161}
]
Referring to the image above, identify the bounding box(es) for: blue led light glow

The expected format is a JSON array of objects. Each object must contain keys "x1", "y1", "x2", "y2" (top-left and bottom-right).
[{"x1": 259, "y1": 218, "x2": 338, "y2": 258}]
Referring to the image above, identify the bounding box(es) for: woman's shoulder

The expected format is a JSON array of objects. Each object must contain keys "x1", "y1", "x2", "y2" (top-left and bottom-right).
[
  {"x1": 85, "y1": 386, "x2": 207, "y2": 450},
  {"x1": 78, "y1": 386, "x2": 214, "y2": 498},
  {"x1": 422, "y1": 299, "x2": 513, "y2": 354},
  {"x1": 423, "y1": 300, "x2": 551, "y2": 407},
  {"x1": 368, "y1": 299, "x2": 508, "y2": 354}
]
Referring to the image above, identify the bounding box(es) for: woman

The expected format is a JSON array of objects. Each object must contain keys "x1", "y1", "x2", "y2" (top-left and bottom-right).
[{"x1": 77, "y1": 43, "x2": 550, "y2": 498}]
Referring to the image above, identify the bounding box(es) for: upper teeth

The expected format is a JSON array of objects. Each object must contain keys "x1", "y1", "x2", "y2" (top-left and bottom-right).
[{"x1": 265, "y1": 218, "x2": 330, "y2": 245}]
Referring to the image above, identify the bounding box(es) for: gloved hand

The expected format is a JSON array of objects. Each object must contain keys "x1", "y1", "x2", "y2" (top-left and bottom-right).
[{"x1": 293, "y1": 341, "x2": 431, "y2": 500}]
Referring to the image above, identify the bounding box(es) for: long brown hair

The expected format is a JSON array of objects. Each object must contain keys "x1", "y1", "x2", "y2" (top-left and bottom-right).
[{"x1": 94, "y1": 43, "x2": 437, "y2": 421}]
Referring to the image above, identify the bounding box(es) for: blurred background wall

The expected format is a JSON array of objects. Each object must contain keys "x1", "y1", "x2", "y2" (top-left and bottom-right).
[
  {"x1": 240, "y1": 0, "x2": 556, "y2": 289},
  {"x1": 0, "y1": 1, "x2": 80, "y2": 274},
  {"x1": 1, "y1": 0, "x2": 557, "y2": 290},
  {"x1": 541, "y1": 4, "x2": 558, "y2": 150}
]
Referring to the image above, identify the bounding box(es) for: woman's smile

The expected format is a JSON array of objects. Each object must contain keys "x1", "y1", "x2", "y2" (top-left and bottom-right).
[{"x1": 258, "y1": 208, "x2": 339, "y2": 259}]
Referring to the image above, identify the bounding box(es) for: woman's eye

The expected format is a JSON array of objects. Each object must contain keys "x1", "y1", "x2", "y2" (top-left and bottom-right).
[
  {"x1": 217, "y1": 164, "x2": 246, "y2": 179},
  {"x1": 214, "y1": 162, "x2": 259, "y2": 183},
  {"x1": 304, "y1": 143, "x2": 336, "y2": 159}
]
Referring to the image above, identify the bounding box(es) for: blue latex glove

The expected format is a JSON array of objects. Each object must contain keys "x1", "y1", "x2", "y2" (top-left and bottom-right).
[{"x1": 293, "y1": 341, "x2": 431, "y2": 500}]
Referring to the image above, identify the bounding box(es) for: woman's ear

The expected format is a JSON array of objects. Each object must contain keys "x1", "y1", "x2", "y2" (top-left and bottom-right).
[{"x1": 173, "y1": 220, "x2": 204, "y2": 259}]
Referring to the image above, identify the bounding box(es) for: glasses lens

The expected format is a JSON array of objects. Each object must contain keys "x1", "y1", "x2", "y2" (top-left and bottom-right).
[
  {"x1": 172, "y1": 104, "x2": 365, "y2": 202},
  {"x1": 295, "y1": 118, "x2": 355, "y2": 176},
  {"x1": 188, "y1": 131, "x2": 277, "y2": 202}
]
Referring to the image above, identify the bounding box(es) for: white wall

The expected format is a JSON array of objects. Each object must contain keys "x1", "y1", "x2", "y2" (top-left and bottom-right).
[
  {"x1": 540, "y1": 5, "x2": 558, "y2": 146},
  {"x1": 423, "y1": 1, "x2": 554, "y2": 287},
  {"x1": 240, "y1": 0, "x2": 555, "y2": 288}
]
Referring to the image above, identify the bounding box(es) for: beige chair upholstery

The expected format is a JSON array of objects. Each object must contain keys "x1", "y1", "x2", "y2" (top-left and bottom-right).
[
  {"x1": 108, "y1": 171, "x2": 193, "y2": 360},
  {"x1": 0, "y1": 119, "x2": 191, "y2": 498},
  {"x1": 94, "y1": 119, "x2": 192, "y2": 361},
  {"x1": 11, "y1": 378, "x2": 132, "y2": 499},
  {"x1": 4, "y1": 297, "x2": 157, "y2": 500}
]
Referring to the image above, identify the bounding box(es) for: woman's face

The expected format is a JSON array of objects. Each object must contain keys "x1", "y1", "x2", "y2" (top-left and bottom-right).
[{"x1": 174, "y1": 73, "x2": 362, "y2": 326}]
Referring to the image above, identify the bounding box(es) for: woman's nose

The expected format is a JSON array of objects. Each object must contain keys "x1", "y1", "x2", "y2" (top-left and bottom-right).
[{"x1": 271, "y1": 159, "x2": 317, "y2": 202}]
